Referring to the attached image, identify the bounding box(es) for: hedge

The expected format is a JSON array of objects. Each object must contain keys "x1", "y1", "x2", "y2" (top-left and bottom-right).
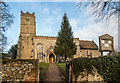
[{"x1": 72, "y1": 55, "x2": 120, "y2": 82}]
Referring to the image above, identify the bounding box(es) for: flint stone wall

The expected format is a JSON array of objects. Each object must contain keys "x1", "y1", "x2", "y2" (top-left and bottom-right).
[{"x1": 1, "y1": 59, "x2": 39, "y2": 82}]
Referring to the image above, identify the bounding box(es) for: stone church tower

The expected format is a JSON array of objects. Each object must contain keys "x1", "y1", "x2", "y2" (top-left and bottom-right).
[{"x1": 17, "y1": 11, "x2": 35, "y2": 59}]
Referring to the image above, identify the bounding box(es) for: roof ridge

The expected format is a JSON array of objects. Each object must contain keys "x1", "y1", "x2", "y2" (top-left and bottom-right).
[
  {"x1": 34, "y1": 35, "x2": 79, "y2": 39},
  {"x1": 35, "y1": 35, "x2": 57, "y2": 37},
  {"x1": 99, "y1": 34, "x2": 113, "y2": 37}
]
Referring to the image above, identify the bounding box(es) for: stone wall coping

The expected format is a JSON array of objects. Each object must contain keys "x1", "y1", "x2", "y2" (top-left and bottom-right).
[{"x1": 33, "y1": 36, "x2": 79, "y2": 40}]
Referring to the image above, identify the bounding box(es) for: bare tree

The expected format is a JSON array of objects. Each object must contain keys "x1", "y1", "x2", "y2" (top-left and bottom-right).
[
  {"x1": 0, "y1": 1, "x2": 14, "y2": 53},
  {"x1": 77, "y1": 1, "x2": 120, "y2": 22}
]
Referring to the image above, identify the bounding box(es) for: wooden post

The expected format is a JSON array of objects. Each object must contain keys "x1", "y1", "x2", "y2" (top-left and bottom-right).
[{"x1": 101, "y1": 51, "x2": 103, "y2": 57}]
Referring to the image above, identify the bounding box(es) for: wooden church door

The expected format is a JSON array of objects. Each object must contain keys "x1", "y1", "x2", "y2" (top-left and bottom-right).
[{"x1": 49, "y1": 57, "x2": 53, "y2": 63}]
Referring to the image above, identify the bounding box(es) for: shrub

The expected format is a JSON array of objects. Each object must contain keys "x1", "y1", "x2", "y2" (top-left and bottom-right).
[{"x1": 72, "y1": 56, "x2": 120, "y2": 82}]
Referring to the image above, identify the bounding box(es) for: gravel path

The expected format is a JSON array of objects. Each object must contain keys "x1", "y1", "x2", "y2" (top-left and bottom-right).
[{"x1": 44, "y1": 63, "x2": 65, "y2": 82}]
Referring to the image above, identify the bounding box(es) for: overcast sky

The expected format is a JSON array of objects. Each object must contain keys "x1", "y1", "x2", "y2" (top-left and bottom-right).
[{"x1": 5, "y1": 2, "x2": 118, "y2": 53}]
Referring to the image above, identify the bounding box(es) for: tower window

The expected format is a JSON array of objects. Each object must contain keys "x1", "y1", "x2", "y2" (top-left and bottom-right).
[
  {"x1": 31, "y1": 50, "x2": 34, "y2": 52},
  {"x1": 27, "y1": 27, "x2": 28, "y2": 30},
  {"x1": 26, "y1": 17, "x2": 30, "y2": 25},
  {"x1": 26, "y1": 18, "x2": 29, "y2": 21}
]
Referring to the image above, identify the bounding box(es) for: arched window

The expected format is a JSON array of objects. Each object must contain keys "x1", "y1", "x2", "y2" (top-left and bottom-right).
[{"x1": 36, "y1": 43, "x2": 43, "y2": 60}]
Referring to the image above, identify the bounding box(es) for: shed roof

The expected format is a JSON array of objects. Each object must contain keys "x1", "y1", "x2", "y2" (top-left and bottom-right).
[
  {"x1": 79, "y1": 40, "x2": 98, "y2": 50},
  {"x1": 99, "y1": 34, "x2": 113, "y2": 38}
]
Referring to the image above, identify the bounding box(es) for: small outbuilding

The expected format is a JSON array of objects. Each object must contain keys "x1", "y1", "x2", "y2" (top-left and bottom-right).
[
  {"x1": 79, "y1": 40, "x2": 100, "y2": 58},
  {"x1": 99, "y1": 34, "x2": 114, "y2": 56}
]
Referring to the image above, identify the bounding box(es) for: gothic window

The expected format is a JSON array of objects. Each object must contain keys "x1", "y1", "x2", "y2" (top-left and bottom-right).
[
  {"x1": 36, "y1": 43, "x2": 43, "y2": 59},
  {"x1": 40, "y1": 54, "x2": 42, "y2": 60}
]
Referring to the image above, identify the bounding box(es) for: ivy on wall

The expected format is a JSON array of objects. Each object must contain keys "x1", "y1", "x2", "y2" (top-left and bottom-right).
[{"x1": 72, "y1": 55, "x2": 120, "y2": 82}]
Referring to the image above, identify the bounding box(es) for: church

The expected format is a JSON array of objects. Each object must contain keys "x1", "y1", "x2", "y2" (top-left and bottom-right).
[{"x1": 17, "y1": 11, "x2": 100, "y2": 63}]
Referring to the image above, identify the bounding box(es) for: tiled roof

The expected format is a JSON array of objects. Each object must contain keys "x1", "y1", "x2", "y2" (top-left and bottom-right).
[
  {"x1": 79, "y1": 40, "x2": 98, "y2": 50},
  {"x1": 99, "y1": 34, "x2": 113, "y2": 38}
]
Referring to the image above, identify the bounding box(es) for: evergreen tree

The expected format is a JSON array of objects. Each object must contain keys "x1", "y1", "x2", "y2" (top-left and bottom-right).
[
  {"x1": 8, "y1": 44, "x2": 17, "y2": 59},
  {"x1": 54, "y1": 13, "x2": 77, "y2": 60}
]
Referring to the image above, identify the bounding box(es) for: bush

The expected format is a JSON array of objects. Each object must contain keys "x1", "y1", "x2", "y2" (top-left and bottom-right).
[{"x1": 72, "y1": 56, "x2": 120, "y2": 82}]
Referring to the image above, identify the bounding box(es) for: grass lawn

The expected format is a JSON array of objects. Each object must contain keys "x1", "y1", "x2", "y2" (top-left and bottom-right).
[
  {"x1": 39, "y1": 62, "x2": 49, "y2": 80},
  {"x1": 56, "y1": 63, "x2": 66, "y2": 73}
]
